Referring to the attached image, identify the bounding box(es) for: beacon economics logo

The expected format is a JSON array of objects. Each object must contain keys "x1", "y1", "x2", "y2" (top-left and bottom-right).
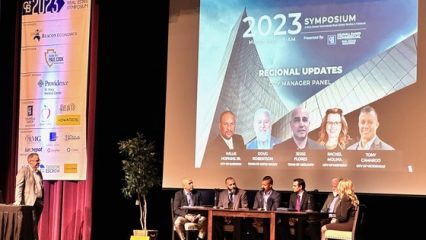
[
  {"x1": 33, "y1": 29, "x2": 41, "y2": 41},
  {"x1": 32, "y1": 29, "x2": 78, "y2": 43},
  {"x1": 23, "y1": 0, "x2": 65, "y2": 15}
]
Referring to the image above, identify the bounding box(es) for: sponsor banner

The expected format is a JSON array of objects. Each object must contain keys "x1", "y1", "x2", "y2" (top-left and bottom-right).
[{"x1": 18, "y1": 0, "x2": 91, "y2": 180}]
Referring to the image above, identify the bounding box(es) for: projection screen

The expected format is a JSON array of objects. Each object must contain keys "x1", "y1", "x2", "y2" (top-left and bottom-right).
[{"x1": 164, "y1": 0, "x2": 426, "y2": 195}]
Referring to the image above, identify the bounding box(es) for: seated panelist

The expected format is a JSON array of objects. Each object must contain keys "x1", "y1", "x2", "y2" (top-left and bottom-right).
[
  {"x1": 214, "y1": 177, "x2": 248, "y2": 240},
  {"x1": 173, "y1": 178, "x2": 207, "y2": 240}
]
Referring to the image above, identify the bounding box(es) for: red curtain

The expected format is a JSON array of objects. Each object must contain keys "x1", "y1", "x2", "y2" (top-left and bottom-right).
[{"x1": 6, "y1": 1, "x2": 99, "y2": 240}]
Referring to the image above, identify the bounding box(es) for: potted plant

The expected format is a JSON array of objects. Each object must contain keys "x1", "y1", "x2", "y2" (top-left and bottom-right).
[{"x1": 118, "y1": 132, "x2": 161, "y2": 240}]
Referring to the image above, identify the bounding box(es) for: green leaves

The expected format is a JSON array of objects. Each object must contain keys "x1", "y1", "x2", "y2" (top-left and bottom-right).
[
  {"x1": 118, "y1": 132, "x2": 161, "y2": 199},
  {"x1": 118, "y1": 132, "x2": 161, "y2": 230}
]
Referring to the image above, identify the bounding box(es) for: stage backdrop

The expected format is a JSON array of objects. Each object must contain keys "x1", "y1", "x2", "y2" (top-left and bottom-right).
[
  {"x1": 18, "y1": 0, "x2": 91, "y2": 180},
  {"x1": 164, "y1": 0, "x2": 426, "y2": 195}
]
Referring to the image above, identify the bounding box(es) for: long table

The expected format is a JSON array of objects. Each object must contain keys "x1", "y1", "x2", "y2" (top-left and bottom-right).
[{"x1": 184, "y1": 206, "x2": 329, "y2": 240}]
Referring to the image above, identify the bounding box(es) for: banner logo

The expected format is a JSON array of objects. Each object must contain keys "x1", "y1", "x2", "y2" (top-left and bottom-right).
[
  {"x1": 44, "y1": 49, "x2": 64, "y2": 67},
  {"x1": 22, "y1": 0, "x2": 65, "y2": 15}
]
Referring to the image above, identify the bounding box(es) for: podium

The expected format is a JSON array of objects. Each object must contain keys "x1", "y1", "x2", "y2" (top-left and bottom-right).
[{"x1": 0, "y1": 204, "x2": 35, "y2": 240}]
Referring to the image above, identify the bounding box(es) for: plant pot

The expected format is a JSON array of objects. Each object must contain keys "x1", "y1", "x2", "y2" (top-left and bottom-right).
[
  {"x1": 130, "y1": 236, "x2": 149, "y2": 240},
  {"x1": 132, "y1": 229, "x2": 158, "y2": 240}
]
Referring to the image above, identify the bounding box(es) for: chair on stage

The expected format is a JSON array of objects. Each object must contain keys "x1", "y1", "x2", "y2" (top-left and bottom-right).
[
  {"x1": 223, "y1": 222, "x2": 235, "y2": 240},
  {"x1": 171, "y1": 198, "x2": 199, "y2": 240},
  {"x1": 324, "y1": 204, "x2": 366, "y2": 240}
]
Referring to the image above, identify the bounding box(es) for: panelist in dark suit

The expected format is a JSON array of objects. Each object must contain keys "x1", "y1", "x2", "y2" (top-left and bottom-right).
[
  {"x1": 214, "y1": 177, "x2": 248, "y2": 240},
  {"x1": 288, "y1": 178, "x2": 315, "y2": 211},
  {"x1": 286, "y1": 178, "x2": 317, "y2": 240},
  {"x1": 274, "y1": 105, "x2": 324, "y2": 154},
  {"x1": 173, "y1": 178, "x2": 206, "y2": 240},
  {"x1": 208, "y1": 133, "x2": 245, "y2": 155},
  {"x1": 253, "y1": 176, "x2": 281, "y2": 211},
  {"x1": 252, "y1": 176, "x2": 281, "y2": 239},
  {"x1": 14, "y1": 153, "x2": 44, "y2": 240},
  {"x1": 321, "y1": 179, "x2": 359, "y2": 240},
  {"x1": 320, "y1": 177, "x2": 342, "y2": 226},
  {"x1": 202, "y1": 111, "x2": 246, "y2": 167},
  {"x1": 347, "y1": 105, "x2": 394, "y2": 150}
]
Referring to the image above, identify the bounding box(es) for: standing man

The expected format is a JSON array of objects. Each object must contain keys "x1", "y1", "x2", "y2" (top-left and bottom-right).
[
  {"x1": 173, "y1": 178, "x2": 207, "y2": 240},
  {"x1": 274, "y1": 105, "x2": 324, "y2": 152},
  {"x1": 252, "y1": 176, "x2": 281, "y2": 239},
  {"x1": 14, "y1": 152, "x2": 44, "y2": 240},
  {"x1": 246, "y1": 108, "x2": 279, "y2": 150},
  {"x1": 347, "y1": 105, "x2": 394, "y2": 150},
  {"x1": 214, "y1": 177, "x2": 248, "y2": 240}
]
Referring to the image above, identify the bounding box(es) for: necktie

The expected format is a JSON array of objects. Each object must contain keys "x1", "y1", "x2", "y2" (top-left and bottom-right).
[
  {"x1": 296, "y1": 194, "x2": 301, "y2": 211},
  {"x1": 187, "y1": 192, "x2": 193, "y2": 206},
  {"x1": 228, "y1": 192, "x2": 233, "y2": 209}
]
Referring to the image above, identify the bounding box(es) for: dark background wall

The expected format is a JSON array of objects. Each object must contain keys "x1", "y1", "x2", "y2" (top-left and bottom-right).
[
  {"x1": 0, "y1": 0, "x2": 18, "y2": 195},
  {"x1": 1, "y1": 1, "x2": 425, "y2": 239}
]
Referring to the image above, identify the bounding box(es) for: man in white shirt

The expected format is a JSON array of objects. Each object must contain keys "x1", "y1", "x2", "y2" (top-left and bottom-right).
[
  {"x1": 173, "y1": 178, "x2": 207, "y2": 240},
  {"x1": 347, "y1": 105, "x2": 394, "y2": 150},
  {"x1": 202, "y1": 111, "x2": 246, "y2": 167},
  {"x1": 252, "y1": 176, "x2": 281, "y2": 239},
  {"x1": 246, "y1": 109, "x2": 279, "y2": 150}
]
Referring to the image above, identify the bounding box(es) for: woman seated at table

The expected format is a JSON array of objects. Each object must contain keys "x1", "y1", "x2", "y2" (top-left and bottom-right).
[{"x1": 320, "y1": 178, "x2": 359, "y2": 240}]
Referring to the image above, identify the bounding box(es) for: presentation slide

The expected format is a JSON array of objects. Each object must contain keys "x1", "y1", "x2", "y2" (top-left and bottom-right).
[{"x1": 164, "y1": 0, "x2": 426, "y2": 195}]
